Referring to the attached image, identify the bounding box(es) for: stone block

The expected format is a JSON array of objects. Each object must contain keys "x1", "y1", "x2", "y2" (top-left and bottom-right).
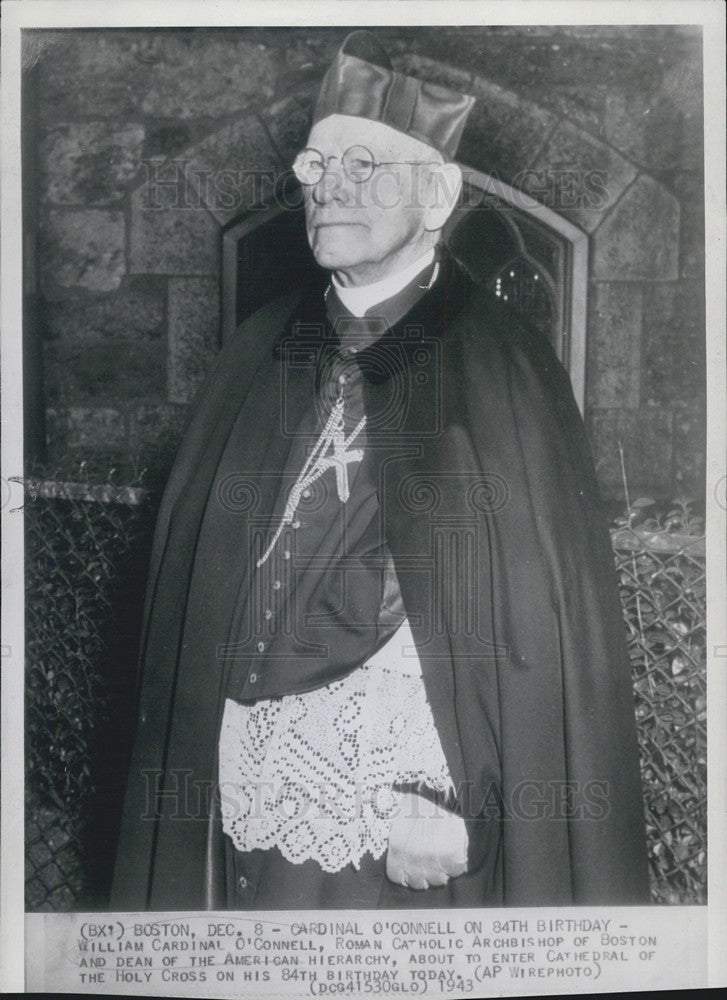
[
  {"x1": 187, "y1": 115, "x2": 278, "y2": 177},
  {"x1": 658, "y1": 58, "x2": 704, "y2": 173},
  {"x1": 671, "y1": 399, "x2": 706, "y2": 498},
  {"x1": 142, "y1": 123, "x2": 199, "y2": 162},
  {"x1": 167, "y1": 277, "x2": 220, "y2": 405},
  {"x1": 47, "y1": 405, "x2": 127, "y2": 453},
  {"x1": 641, "y1": 280, "x2": 706, "y2": 406},
  {"x1": 241, "y1": 27, "x2": 337, "y2": 77},
  {"x1": 639, "y1": 284, "x2": 674, "y2": 408},
  {"x1": 591, "y1": 176, "x2": 680, "y2": 280},
  {"x1": 40, "y1": 210, "x2": 125, "y2": 299},
  {"x1": 37, "y1": 33, "x2": 152, "y2": 120},
  {"x1": 129, "y1": 181, "x2": 220, "y2": 276},
  {"x1": 457, "y1": 77, "x2": 557, "y2": 184},
  {"x1": 40, "y1": 122, "x2": 145, "y2": 206},
  {"x1": 586, "y1": 283, "x2": 642, "y2": 409},
  {"x1": 39, "y1": 276, "x2": 166, "y2": 343},
  {"x1": 527, "y1": 121, "x2": 637, "y2": 233},
  {"x1": 132, "y1": 160, "x2": 193, "y2": 211},
  {"x1": 139, "y1": 34, "x2": 278, "y2": 118},
  {"x1": 182, "y1": 116, "x2": 281, "y2": 224},
  {"x1": 602, "y1": 91, "x2": 676, "y2": 174},
  {"x1": 37, "y1": 31, "x2": 279, "y2": 121},
  {"x1": 540, "y1": 93, "x2": 607, "y2": 138},
  {"x1": 586, "y1": 407, "x2": 673, "y2": 499},
  {"x1": 437, "y1": 26, "x2": 672, "y2": 95},
  {"x1": 43, "y1": 337, "x2": 166, "y2": 404},
  {"x1": 672, "y1": 170, "x2": 705, "y2": 280},
  {"x1": 601, "y1": 55, "x2": 702, "y2": 175},
  {"x1": 439, "y1": 32, "x2": 607, "y2": 133}
]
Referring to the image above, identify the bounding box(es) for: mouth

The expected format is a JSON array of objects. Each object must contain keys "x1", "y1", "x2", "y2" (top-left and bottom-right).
[{"x1": 309, "y1": 218, "x2": 366, "y2": 229}]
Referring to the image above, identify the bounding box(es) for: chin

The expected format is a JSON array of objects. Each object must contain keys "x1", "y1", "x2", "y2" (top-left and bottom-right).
[
  {"x1": 311, "y1": 237, "x2": 365, "y2": 272},
  {"x1": 314, "y1": 252, "x2": 363, "y2": 272}
]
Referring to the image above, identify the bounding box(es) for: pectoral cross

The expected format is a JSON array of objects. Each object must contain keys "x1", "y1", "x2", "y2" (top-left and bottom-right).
[
  {"x1": 316, "y1": 396, "x2": 365, "y2": 503},
  {"x1": 256, "y1": 391, "x2": 366, "y2": 567}
]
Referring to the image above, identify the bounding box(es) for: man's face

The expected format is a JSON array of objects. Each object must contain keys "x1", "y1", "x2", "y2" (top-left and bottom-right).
[{"x1": 300, "y1": 114, "x2": 441, "y2": 286}]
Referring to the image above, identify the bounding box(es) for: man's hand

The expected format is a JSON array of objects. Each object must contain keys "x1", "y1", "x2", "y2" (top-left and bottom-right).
[{"x1": 385, "y1": 792, "x2": 468, "y2": 890}]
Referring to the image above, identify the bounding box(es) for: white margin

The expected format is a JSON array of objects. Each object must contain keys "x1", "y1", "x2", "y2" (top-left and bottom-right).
[
  {"x1": 1, "y1": 3, "x2": 27, "y2": 994},
  {"x1": 702, "y1": 0, "x2": 727, "y2": 988}
]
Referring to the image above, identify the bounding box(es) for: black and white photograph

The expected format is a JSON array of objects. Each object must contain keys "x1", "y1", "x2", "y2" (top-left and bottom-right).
[{"x1": 1, "y1": 0, "x2": 725, "y2": 995}]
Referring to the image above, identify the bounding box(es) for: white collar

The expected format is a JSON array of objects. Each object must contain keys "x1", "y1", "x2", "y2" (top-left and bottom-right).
[{"x1": 331, "y1": 248, "x2": 436, "y2": 318}]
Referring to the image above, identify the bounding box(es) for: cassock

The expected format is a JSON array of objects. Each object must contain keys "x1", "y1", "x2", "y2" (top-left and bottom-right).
[{"x1": 110, "y1": 249, "x2": 649, "y2": 910}]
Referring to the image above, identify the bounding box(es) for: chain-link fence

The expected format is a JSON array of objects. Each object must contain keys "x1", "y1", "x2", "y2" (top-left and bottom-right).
[
  {"x1": 24, "y1": 477, "x2": 154, "y2": 911},
  {"x1": 612, "y1": 504, "x2": 707, "y2": 904},
  {"x1": 24, "y1": 483, "x2": 707, "y2": 909}
]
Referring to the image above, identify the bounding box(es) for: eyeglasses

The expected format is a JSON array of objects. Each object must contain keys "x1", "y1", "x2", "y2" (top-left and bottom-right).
[{"x1": 292, "y1": 145, "x2": 439, "y2": 185}]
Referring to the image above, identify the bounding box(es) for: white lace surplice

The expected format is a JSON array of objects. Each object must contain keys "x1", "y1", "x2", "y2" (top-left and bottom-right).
[{"x1": 218, "y1": 619, "x2": 453, "y2": 873}]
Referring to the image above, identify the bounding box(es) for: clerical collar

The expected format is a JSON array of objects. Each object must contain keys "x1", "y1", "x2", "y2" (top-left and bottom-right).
[
  {"x1": 326, "y1": 251, "x2": 439, "y2": 360},
  {"x1": 331, "y1": 248, "x2": 436, "y2": 318}
]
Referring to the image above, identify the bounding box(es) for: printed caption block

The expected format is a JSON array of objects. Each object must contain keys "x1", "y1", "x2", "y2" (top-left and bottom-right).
[{"x1": 26, "y1": 907, "x2": 706, "y2": 996}]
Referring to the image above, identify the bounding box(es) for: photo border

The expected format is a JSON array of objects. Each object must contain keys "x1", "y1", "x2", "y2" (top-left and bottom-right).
[{"x1": 2, "y1": 1, "x2": 725, "y2": 994}]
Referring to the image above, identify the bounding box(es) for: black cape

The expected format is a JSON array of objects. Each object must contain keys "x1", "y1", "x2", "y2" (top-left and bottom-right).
[{"x1": 111, "y1": 255, "x2": 649, "y2": 909}]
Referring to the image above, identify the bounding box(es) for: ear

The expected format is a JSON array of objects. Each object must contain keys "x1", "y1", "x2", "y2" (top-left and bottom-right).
[{"x1": 423, "y1": 162, "x2": 463, "y2": 232}]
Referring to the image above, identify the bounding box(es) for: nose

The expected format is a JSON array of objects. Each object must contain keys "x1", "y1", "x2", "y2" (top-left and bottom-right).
[{"x1": 311, "y1": 157, "x2": 348, "y2": 206}]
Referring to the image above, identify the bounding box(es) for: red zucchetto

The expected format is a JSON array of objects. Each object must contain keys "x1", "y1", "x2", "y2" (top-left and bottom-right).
[{"x1": 313, "y1": 30, "x2": 474, "y2": 158}]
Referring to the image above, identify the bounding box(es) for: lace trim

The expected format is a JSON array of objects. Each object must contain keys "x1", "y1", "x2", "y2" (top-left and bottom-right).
[{"x1": 218, "y1": 647, "x2": 452, "y2": 873}]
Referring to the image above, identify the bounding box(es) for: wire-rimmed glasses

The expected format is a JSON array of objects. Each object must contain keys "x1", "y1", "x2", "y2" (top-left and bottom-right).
[{"x1": 292, "y1": 145, "x2": 439, "y2": 185}]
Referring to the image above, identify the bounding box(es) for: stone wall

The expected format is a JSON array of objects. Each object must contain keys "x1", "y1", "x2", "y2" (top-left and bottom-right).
[{"x1": 28, "y1": 25, "x2": 704, "y2": 499}]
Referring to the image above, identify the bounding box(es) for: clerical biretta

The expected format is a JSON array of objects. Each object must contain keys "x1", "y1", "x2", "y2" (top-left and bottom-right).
[{"x1": 111, "y1": 30, "x2": 649, "y2": 910}]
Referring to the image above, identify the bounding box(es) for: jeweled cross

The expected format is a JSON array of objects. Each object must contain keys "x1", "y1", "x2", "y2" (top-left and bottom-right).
[
  {"x1": 256, "y1": 395, "x2": 366, "y2": 567},
  {"x1": 317, "y1": 399, "x2": 365, "y2": 503}
]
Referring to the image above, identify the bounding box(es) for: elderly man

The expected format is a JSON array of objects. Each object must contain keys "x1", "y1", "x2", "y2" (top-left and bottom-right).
[{"x1": 112, "y1": 31, "x2": 648, "y2": 910}]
